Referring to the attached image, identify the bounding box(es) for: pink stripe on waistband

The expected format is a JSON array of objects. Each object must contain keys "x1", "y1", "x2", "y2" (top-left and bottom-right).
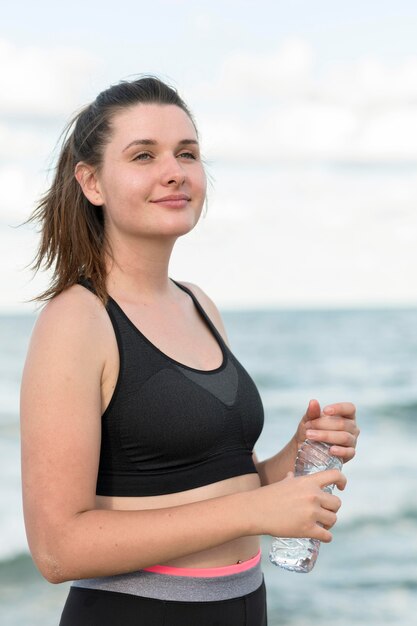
[{"x1": 143, "y1": 549, "x2": 261, "y2": 578}]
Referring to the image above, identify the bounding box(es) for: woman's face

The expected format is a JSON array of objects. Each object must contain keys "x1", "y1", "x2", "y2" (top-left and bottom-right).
[{"x1": 92, "y1": 103, "x2": 207, "y2": 244}]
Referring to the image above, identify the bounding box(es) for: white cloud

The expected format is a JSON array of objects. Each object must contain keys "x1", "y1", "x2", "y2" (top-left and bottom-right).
[
  {"x1": 192, "y1": 38, "x2": 315, "y2": 105},
  {"x1": 0, "y1": 39, "x2": 98, "y2": 223},
  {"x1": 0, "y1": 122, "x2": 52, "y2": 160},
  {"x1": 171, "y1": 164, "x2": 417, "y2": 309},
  {"x1": 0, "y1": 222, "x2": 50, "y2": 312},
  {"x1": 324, "y1": 56, "x2": 417, "y2": 108},
  {"x1": 0, "y1": 39, "x2": 97, "y2": 120},
  {"x1": 354, "y1": 106, "x2": 417, "y2": 160},
  {"x1": 192, "y1": 39, "x2": 417, "y2": 163},
  {"x1": 0, "y1": 166, "x2": 43, "y2": 222},
  {"x1": 1, "y1": 36, "x2": 417, "y2": 310},
  {"x1": 218, "y1": 38, "x2": 314, "y2": 98}
]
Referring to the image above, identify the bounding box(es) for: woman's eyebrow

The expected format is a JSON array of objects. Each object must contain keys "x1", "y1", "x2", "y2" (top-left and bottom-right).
[{"x1": 123, "y1": 138, "x2": 199, "y2": 152}]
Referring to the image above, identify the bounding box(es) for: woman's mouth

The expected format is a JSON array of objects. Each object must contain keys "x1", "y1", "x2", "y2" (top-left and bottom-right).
[{"x1": 151, "y1": 194, "x2": 191, "y2": 209}]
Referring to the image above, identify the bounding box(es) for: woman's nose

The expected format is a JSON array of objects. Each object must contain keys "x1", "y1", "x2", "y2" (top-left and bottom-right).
[{"x1": 161, "y1": 155, "x2": 186, "y2": 186}]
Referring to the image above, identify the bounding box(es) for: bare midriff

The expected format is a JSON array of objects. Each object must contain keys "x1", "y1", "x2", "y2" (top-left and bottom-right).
[{"x1": 95, "y1": 473, "x2": 261, "y2": 568}]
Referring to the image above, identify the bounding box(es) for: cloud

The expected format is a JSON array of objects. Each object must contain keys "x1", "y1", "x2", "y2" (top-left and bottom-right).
[
  {"x1": 0, "y1": 39, "x2": 97, "y2": 120},
  {"x1": 191, "y1": 38, "x2": 314, "y2": 106},
  {"x1": 0, "y1": 166, "x2": 43, "y2": 222},
  {"x1": 324, "y1": 56, "x2": 417, "y2": 107},
  {"x1": 0, "y1": 39, "x2": 98, "y2": 223},
  {"x1": 216, "y1": 38, "x2": 315, "y2": 98},
  {"x1": 0, "y1": 221, "x2": 51, "y2": 311},
  {"x1": 172, "y1": 164, "x2": 417, "y2": 309},
  {"x1": 191, "y1": 39, "x2": 417, "y2": 163},
  {"x1": 354, "y1": 106, "x2": 417, "y2": 160},
  {"x1": 1, "y1": 36, "x2": 417, "y2": 310},
  {"x1": 0, "y1": 122, "x2": 53, "y2": 161}
]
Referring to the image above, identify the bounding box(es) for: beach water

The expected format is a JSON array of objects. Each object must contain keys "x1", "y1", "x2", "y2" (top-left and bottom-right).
[{"x1": 1, "y1": 307, "x2": 417, "y2": 625}]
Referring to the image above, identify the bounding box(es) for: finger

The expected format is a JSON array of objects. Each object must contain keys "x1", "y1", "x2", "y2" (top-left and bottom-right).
[
  {"x1": 306, "y1": 416, "x2": 357, "y2": 434},
  {"x1": 306, "y1": 429, "x2": 357, "y2": 448},
  {"x1": 313, "y1": 525, "x2": 333, "y2": 543},
  {"x1": 318, "y1": 509, "x2": 338, "y2": 530},
  {"x1": 304, "y1": 399, "x2": 321, "y2": 422},
  {"x1": 320, "y1": 492, "x2": 342, "y2": 513},
  {"x1": 329, "y1": 446, "x2": 356, "y2": 461},
  {"x1": 314, "y1": 469, "x2": 347, "y2": 491},
  {"x1": 323, "y1": 402, "x2": 356, "y2": 418}
]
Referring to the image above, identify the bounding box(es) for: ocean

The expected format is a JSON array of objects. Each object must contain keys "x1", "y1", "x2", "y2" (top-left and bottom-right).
[{"x1": 1, "y1": 308, "x2": 417, "y2": 625}]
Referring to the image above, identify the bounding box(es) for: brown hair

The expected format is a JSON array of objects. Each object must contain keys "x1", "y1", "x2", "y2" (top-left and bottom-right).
[{"x1": 28, "y1": 76, "x2": 197, "y2": 304}]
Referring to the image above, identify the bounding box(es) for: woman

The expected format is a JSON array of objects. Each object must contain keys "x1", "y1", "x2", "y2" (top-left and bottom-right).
[{"x1": 20, "y1": 77, "x2": 358, "y2": 625}]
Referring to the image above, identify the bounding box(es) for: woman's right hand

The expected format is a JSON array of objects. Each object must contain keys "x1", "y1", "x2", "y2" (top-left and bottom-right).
[{"x1": 249, "y1": 469, "x2": 346, "y2": 543}]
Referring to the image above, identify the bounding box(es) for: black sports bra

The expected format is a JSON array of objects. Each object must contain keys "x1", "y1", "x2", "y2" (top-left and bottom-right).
[{"x1": 84, "y1": 280, "x2": 264, "y2": 497}]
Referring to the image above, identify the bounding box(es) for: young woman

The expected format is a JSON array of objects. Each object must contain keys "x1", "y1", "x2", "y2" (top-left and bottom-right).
[{"x1": 20, "y1": 77, "x2": 358, "y2": 625}]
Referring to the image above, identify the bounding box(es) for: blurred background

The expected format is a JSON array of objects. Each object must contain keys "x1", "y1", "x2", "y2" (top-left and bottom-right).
[{"x1": 1, "y1": 1, "x2": 416, "y2": 624}]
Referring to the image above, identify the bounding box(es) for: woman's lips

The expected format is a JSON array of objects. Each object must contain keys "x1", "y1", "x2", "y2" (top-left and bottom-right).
[{"x1": 151, "y1": 194, "x2": 191, "y2": 209}]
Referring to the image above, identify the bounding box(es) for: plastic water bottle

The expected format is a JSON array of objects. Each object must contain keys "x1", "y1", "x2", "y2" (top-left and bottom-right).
[{"x1": 269, "y1": 440, "x2": 342, "y2": 573}]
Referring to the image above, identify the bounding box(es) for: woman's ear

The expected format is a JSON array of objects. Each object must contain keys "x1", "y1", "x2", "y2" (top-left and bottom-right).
[{"x1": 74, "y1": 162, "x2": 104, "y2": 206}]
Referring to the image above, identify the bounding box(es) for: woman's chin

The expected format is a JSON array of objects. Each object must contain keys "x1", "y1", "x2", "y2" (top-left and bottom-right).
[{"x1": 152, "y1": 215, "x2": 200, "y2": 238}]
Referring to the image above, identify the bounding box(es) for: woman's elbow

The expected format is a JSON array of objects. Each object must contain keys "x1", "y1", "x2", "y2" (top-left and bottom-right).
[
  {"x1": 32, "y1": 548, "x2": 71, "y2": 584},
  {"x1": 25, "y1": 509, "x2": 86, "y2": 583},
  {"x1": 28, "y1": 526, "x2": 77, "y2": 584}
]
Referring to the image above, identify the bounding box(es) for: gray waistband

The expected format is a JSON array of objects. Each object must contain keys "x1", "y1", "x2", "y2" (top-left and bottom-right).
[{"x1": 72, "y1": 560, "x2": 263, "y2": 602}]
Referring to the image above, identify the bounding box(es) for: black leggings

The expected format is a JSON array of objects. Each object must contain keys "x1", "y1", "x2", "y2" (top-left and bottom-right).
[{"x1": 59, "y1": 579, "x2": 268, "y2": 626}]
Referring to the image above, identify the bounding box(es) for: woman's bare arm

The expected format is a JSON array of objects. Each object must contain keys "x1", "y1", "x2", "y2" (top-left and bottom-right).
[{"x1": 253, "y1": 439, "x2": 300, "y2": 486}]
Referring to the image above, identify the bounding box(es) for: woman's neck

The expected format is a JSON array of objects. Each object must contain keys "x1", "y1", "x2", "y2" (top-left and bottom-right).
[{"x1": 104, "y1": 235, "x2": 176, "y2": 303}]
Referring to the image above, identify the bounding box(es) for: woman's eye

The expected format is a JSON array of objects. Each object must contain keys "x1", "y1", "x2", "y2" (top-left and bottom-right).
[
  {"x1": 134, "y1": 151, "x2": 197, "y2": 161},
  {"x1": 178, "y1": 151, "x2": 197, "y2": 160},
  {"x1": 134, "y1": 152, "x2": 152, "y2": 161}
]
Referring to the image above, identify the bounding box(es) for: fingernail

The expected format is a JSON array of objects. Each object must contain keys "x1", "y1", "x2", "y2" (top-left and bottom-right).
[
  {"x1": 306, "y1": 430, "x2": 318, "y2": 436},
  {"x1": 323, "y1": 407, "x2": 334, "y2": 415}
]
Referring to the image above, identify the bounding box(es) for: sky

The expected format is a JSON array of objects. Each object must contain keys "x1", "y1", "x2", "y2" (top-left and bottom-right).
[{"x1": 1, "y1": 0, "x2": 417, "y2": 310}]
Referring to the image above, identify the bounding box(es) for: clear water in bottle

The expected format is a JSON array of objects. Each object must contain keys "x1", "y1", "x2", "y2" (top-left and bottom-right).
[{"x1": 269, "y1": 440, "x2": 342, "y2": 573}]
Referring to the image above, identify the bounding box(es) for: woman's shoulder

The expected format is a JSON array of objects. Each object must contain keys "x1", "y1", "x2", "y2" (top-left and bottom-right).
[
  {"x1": 37, "y1": 283, "x2": 104, "y2": 324},
  {"x1": 176, "y1": 281, "x2": 230, "y2": 346},
  {"x1": 30, "y1": 284, "x2": 110, "y2": 357},
  {"x1": 21, "y1": 285, "x2": 110, "y2": 419}
]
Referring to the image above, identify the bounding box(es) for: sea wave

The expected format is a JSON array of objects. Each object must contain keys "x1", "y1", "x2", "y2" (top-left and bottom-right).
[
  {"x1": 338, "y1": 505, "x2": 417, "y2": 532},
  {"x1": 376, "y1": 400, "x2": 417, "y2": 423},
  {"x1": 328, "y1": 577, "x2": 417, "y2": 591},
  {"x1": 0, "y1": 552, "x2": 37, "y2": 583}
]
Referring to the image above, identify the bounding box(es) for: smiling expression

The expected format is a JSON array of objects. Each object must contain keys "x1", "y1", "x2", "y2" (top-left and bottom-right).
[{"x1": 90, "y1": 103, "x2": 207, "y2": 244}]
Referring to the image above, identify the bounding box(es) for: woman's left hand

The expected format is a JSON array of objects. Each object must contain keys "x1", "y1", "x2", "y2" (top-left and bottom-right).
[{"x1": 295, "y1": 399, "x2": 359, "y2": 463}]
